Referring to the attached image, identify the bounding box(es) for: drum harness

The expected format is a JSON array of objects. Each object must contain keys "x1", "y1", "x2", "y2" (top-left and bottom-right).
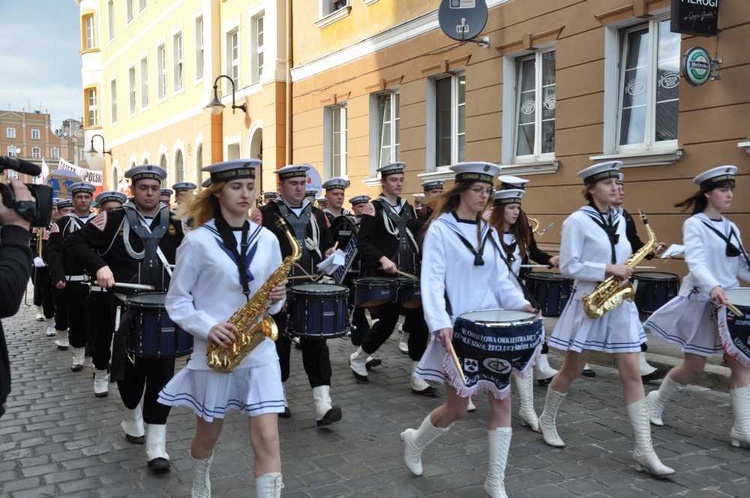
[
  {"x1": 376, "y1": 197, "x2": 419, "y2": 274},
  {"x1": 276, "y1": 200, "x2": 323, "y2": 278}
]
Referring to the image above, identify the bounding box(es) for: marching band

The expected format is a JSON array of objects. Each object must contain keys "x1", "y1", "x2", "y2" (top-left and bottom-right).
[{"x1": 30, "y1": 157, "x2": 749, "y2": 498}]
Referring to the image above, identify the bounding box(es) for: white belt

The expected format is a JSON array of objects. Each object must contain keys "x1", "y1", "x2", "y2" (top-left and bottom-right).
[{"x1": 65, "y1": 275, "x2": 89, "y2": 283}]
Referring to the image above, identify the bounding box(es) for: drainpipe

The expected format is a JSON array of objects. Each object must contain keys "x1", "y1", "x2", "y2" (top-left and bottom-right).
[{"x1": 285, "y1": 0, "x2": 293, "y2": 166}]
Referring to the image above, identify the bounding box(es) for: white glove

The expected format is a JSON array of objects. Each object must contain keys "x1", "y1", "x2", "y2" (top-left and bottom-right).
[{"x1": 33, "y1": 257, "x2": 45, "y2": 268}]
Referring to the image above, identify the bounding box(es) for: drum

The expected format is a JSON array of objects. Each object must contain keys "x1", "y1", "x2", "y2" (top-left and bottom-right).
[
  {"x1": 718, "y1": 288, "x2": 750, "y2": 368},
  {"x1": 633, "y1": 272, "x2": 680, "y2": 315},
  {"x1": 451, "y1": 310, "x2": 543, "y2": 396},
  {"x1": 353, "y1": 277, "x2": 398, "y2": 308},
  {"x1": 524, "y1": 272, "x2": 573, "y2": 318},
  {"x1": 288, "y1": 283, "x2": 349, "y2": 338},
  {"x1": 125, "y1": 292, "x2": 193, "y2": 359},
  {"x1": 397, "y1": 277, "x2": 422, "y2": 310}
]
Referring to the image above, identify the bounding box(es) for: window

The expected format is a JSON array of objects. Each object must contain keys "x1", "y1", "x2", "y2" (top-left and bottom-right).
[
  {"x1": 51, "y1": 148, "x2": 60, "y2": 160},
  {"x1": 325, "y1": 104, "x2": 347, "y2": 177},
  {"x1": 375, "y1": 92, "x2": 400, "y2": 170},
  {"x1": 196, "y1": 144, "x2": 203, "y2": 176},
  {"x1": 175, "y1": 150, "x2": 184, "y2": 182},
  {"x1": 433, "y1": 73, "x2": 465, "y2": 168},
  {"x1": 159, "y1": 154, "x2": 168, "y2": 173},
  {"x1": 7, "y1": 146, "x2": 18, "y2": 157},
  {"x1": 110, "y1": 79, "x2": 117, "y2": 123},
  {"x1": 85, "y1": 87, "x2": 98, "y2": 127},
  {"x1": 195, "y1": 16, "x2": 204, "y2": 80},
  {"x1": 173, "y1": 31, "x2": 183, "y2": 91},
  {"x1": 514, "y1": 50, "x2": 556, "y2": 160},
  {"x1": 139, "y1": 0, "x2": 146, "y2": 12},
  {"x1": 617, "y1": 18, "x2": 680, "y2": 150},
  {"x1": 83, "y1": 14, "x2": 96, "y2": 50},
  {"x1": 6, "y1": 127, "x2": 15, "y2": 139},
  {"x1": 157, "y1": 44, "x2": 167, "y2": 100},
  {"x1": 32, "y1": 147, "x2": 41, "y2": 159},
  {"x1": 108, "y1": 1, "x2": 115, "y2": 39},
  {"x1": 253, "y1": 15, "x2": 264, "y2": 83},
  {"x1": 140, "y1": 56, "x2": 149, "y2": 108},
  {"x1": 30, "y1": 128, "x2": 40, "y2": 140},
  {"x1": 79, "y1": 148, "x2": 87, "y2": 163},
  {"x1": 227, "y1": 29, "x2": 239, "y2": 89},
  {"x1": 322, "y1": 0, "x2": 348, "y2": 16},
  {"x1": 129, "y1": 66, "x2": 136, "y2": 115},
  {"x1": 126, "y1": 0, "x2": 134, "y2": 23}
]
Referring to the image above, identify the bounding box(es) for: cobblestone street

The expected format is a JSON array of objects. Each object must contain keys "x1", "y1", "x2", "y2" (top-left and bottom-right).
[{"x1": 2, "y1": 290, "x2": 750, "y2": 497}]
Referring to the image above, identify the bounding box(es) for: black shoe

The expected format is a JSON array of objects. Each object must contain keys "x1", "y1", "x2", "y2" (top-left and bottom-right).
[
  {"x1": 125, "y1": 434, "x2": 145, "y2": 445},
  {"x1": 411, "y1": 386, "x2": 439, "y2": 397},
  {"x1": 316, "y1": 406, "x2": 342, "y2": 427},
  {"x1": 641, "y1": 367, "x2": 668, "y2": 384},
  {"x1": 57, "y1": 345, "x2": 69, "y2": 351},
  {"x1": 94, "y1": 391, "x2": 108, "y2": 398},
  {"x1": 365, "y1": 358, "x2": 382, "y2": 370},
  {"x1": 536, "y1": 377, "x2": 553, "y2": 387},
  {"x1": 147, "y1": 457, "x2": 171, "y2": 473},
  {"x1": 71, "y1": 364, "x2": 83, "y2": 372},
  {"x1": 351, "y1": 370, "x2": 369, "y2": 383},
  {"x1": 581, "y1": 368, "x2": 596, "y2": 378},
  {"x1": 279, "y1": 407, "x2": 292, "y2": 418}
]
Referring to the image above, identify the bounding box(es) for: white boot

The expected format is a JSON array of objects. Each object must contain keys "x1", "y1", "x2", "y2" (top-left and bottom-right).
[
  {"x1": 121, "y1": 401, "x2": 145, "y2": 444},
  {"x1": 483, "y1": 427, "x2": 512, "y2": 498},
  {"x1": 646, "y1": 375, "x2": 684, "y2": 426},
  {"x1": 312, "y1": 385, "x2": 342, "y2": 427},
  {"x1": 514, "y1": 374, "x2": 539, "y2": 432},
  {"x1": 94, "y1": 369, "x2": 109, "y2": 398},
  {"x1": 638, "y1": 352, "x2": 657, "y2": 376},
  {"x1": 255, "y1": 472, "x2": 284, "y2": 498},
  {"x1": 730, "y1": 385, "x2": 750, "y2": 448},
  {"x1": 534, "y1": 353, "x2": 558, "y2": 381},
  {"x1": 539, "y1": 388, "x2": 566, "y2": 447},
  {"x1": 35, "y1": 306, "x2": 45, "y2": 321},
  {"x1": 411, "y1": 361, "x2": 437, "y2": 397},
  {"x1": 191, "y1": 453, "x2": 213, "y2": 498},
  {"x1": 467, "y1": 396, "x2": 477, "y2": 413},
  {"x1": 400, "y1": 414, "x2": 449, "y2": 476},
  {"x1": 145, "y1": 423, "x2": 170, "y2": 472},
  {"x1": 399, "y1": 326, "x2": 409, "y2": 355},
  {"x1": 349, "y1": 347, "x2": 369, "y2": 381},
  {"x1": 45, "y1": 318, "x2": 56, "y2": 337},
  {"x1": 627, "y1": 399, "x2": 675, "y2": 477},
  {"x1": 71, "y1": 347, "x2": 85, "y2": 372},
  {"x1": 54, "y1": 329, "x2": 69, "y2": 350}
]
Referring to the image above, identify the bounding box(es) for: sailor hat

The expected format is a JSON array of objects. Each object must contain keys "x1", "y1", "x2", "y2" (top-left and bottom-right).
[
  {"x1": 498, "y1": 175, "x2": 529, "y2": 190},
  {"x1": 68, "y1": 182, "x2": 96, "y2": 196},
  {"x1": 577, "y1": 161, "x2": 623, "y2": 185},
  {"x1": 263, "y1": 191, "x2": 278, "y2": 199},
  {"x1": 160, "y1": 188, "x2": 174, "y2": 197},
  {"x1": 350, "y1": 195, "x2": 371, "y2": 206},
  {"x1": 492, "y1": 189, "x2": 525, "y2": 205},
  {"x1": 316, "y1": 196, "x2": 328, "y2": 206},
  {"x1": 377, "y1": 162, "x2": 406, "y2": 178},
  {"x1": 421, "y1": 180, "x2": 444, "y2": 192},
  {"x1": 94, "y1": 191, "x2": 127, "y2": 206},
  {"x1": 413, "y1": 193, "x2": 426, "y2": 201},
  {"x1": 616, "y1": 172, "x2": 625, "y2": 185},
  {"x1": 322, "y1": 177, "x2": 350, "y2": 191},
  {"x1": 451, "y1": 162, "x2": 502, "y2": 184},
  {"x1": 276, "y1": 164, "x2": 310, "y2": 181},
  {"x1": 305, "y1": 187, "x2": 319, "y2": 198},
  {"x1": 172, "y1": 182, "x2": 197, "y2": 192},
  {"x1": 693, "y1": 165, "x2": 737, "y2": 188},
  {"x1": 54, "y1": 198, "x2": 73, "y2": 209},
  {"x1": 201, "y1": 178, "x2": 212, "y2": 188},
  {"x1": 125, "y1": 164, "x2": 167, "y2": 183},
  {"x1": 202, "y1": 159, "x2": 261, "y2": 183}
]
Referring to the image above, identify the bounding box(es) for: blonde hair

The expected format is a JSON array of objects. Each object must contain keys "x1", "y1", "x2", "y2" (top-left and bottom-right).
[{"x1": 177, "y1": 182, "x2": 225, "y2": 227}]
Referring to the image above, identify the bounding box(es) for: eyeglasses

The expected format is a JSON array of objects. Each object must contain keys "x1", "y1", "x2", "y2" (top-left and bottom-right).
[{"x1": 467, "y1": 186, "x2": 493, "y2": 196}]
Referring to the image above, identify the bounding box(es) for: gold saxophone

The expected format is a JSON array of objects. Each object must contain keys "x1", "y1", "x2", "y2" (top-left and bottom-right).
[
  {"x1": 582, "y1": 210, "x2": 657, "y2": 319},
  {"x1": 207, "y1": 217, "x2": 301, "y2": 373},
  {"x1": 36, "y1": 228, "x2": 44, "y2": 260}
]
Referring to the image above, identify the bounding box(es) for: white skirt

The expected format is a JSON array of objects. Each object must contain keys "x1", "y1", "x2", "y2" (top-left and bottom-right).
[
  {"x1": 549, "y1": 299, "x2": 645, "y2": 354},
  {"x1": 644, "y1": 296, "x2": 721, "y2": 357},
  {"x1": 158, "y1": 361, "x2": 285, "y2": 423}
]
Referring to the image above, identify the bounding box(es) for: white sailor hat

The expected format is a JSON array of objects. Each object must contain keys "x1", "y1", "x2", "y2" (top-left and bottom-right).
[
  {"x1": 54, "y1": 198, "x2": 73, "y2": 209},
  {"x1": 305, "y1": 187, "x2": 319, "y2": 197},
  {"x1": 172, "y1": 182, "x2": 197, "y2": 192},
  {"x1": 413, "y1": 193, "x2": 426, "y2": 201},
  {"x1": 263, "y1": 191, "x2": 278, "y2": 199},
  {"x1": 492, "y1": 188, "x2": 525, "y2": 205},
  {"x1": 616, "y1": 172, "x2": 625, "y2": 184},
  {"x1": 316, "y1": 196, "x2": 328, "y2": 204},
  {"x1": 451, "y1": 162, "x2": 502, "y2": 184},
  {"x1": 421, "y1": 180, "x2": 444, "y2": 192},
  {"x1": 577, "y1": 161, "x2": 623, "y2": 185},
  {"x1": 322, "y1": 177, "x2": 350, "y2": 191},
  {"x1": 350, "y1": 195, "x2": 371, "y2": 206},
  {"x1": 125, "y1": 164, "x2": 167, "y2": 183},
  {"x1": 377, "y1": 162, "x2": 406, "y2": 178},
  {"x1": 160, "y1": 188, "x2": 174, "y2": 197},
  {"x1": 693, "y1": 165, "x2": 737, "y2": 188},
  {"x1": 202, "y1": 158, "x2": 261, "y2": 183},
  {"x1": 201, "y1": 178, "x2": 212, "y2": 188},
  {"x1": 498, "y1": 175, "x2": 529, "y2": 190},
  {"x1": 94, "y1": 191, "x2": 127, "y2": 206},
  {"x1": 276, "y1": 164, "x2": 310, "y2": 181},
  {"x1": 68, "y1": 182, "x2": 96, "y2": 196}
]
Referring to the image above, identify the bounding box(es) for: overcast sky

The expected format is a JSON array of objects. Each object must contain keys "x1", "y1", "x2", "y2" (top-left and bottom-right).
[{"x1": 0, "y1": 1, "x2": 82, "y2": 127}]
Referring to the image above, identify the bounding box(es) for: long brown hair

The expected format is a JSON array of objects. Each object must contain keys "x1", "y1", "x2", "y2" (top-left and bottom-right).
[
  {"x1": 489, "y1": 203, "x2": 531, "y2": 259},
  {"x1": 177, "y1": 182, "x2": 226, "y2": 227},
  {"x1": 423, "y1": 181, "x2": 486, "y2": 244},
  {"x1": 674, "y1": 179, "x2": 735, "y2": 215}
]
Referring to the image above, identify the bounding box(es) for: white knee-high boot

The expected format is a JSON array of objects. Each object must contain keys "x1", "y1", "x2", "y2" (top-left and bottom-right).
[
  {"x1": 255, "y1": 472, "x2": 283, "y2": 498},
  {"x1": 538, "y1": 388, "x2": 566, "y2": 447},
  {"x1": 514, "y1": 374, "x2": 539, "y2": 432},
  {"x1": 145, "y1": 423, "x2": 170, "y2": 472},
  {"x1": 400, "y1": 414, "x2": 449, "y2": 476},
  {"x1": 121, "y1": 400, "x2": 145, "y2": 443},
  {"x1": 483, "y1": 428, "x2": 512, "y2": 498},
  {"x1": 191, "y1": 453, "x2": 212, "y2": 498},
  {"x1": 730, "y1": 385, "x2": 750, "y2": 448},
  {"x1": 627, "y1": 399, "x2": 675, "y2": 477},
  {"x1": 646, "y1": 375, "x2": 684, "y2": 426}
]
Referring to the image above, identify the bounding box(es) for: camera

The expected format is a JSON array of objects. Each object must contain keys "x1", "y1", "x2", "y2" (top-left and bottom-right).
[{"x1": 0, "y1": 156, "x2": 53, "y2": 228}]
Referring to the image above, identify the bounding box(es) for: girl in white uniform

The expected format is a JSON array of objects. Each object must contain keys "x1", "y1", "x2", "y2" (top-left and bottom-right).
[
  {"x1": 405, "y1": 162, "x2": 533, "y2": 498},
  {"x1": 539, "y1": 161, "x2": 674, "y2": 477},
  {"x1": 158, "y1": 159, "x2": 287, "y2": 498},
  {"x1": 645, "y1": 166, "x2": 750, "y2": 447}
]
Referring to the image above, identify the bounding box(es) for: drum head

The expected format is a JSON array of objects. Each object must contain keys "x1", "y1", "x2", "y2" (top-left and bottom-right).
[
  {"x1": 633, "y1": 271, "x2": 679, "y2": 281},
  {"x1": 292, "y1": 283, "x2": 348, "y2": 296},
  {"x1": 397, "y1": 277, "x2": 419, "y2": 288},
  {"x1": 460, "y1": 309, "x2": 536, "y2": 326},
  {"x1": 726, "y1": 288, "x2": 750, "y2": 307},
  {"x1": 526, "y1": 272, "x2": 569, "y2": 282},
  {"x1": 126, "y1": 292, "x2": 167, "y2": 308},
  {"x1": 354, "y1": 277, "x2": 395, "y2": 286}
]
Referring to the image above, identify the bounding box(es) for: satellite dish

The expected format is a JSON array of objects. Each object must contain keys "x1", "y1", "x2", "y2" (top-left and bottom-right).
[{"x1": 438, "y1": 0, "x2": 488, "y2": 42}]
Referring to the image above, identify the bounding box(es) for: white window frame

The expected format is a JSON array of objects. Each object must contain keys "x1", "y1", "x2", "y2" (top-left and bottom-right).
[
  {"x1": 7, "y1": 146, "x2": 17, "y2": 157},
  {"x1": 5, "y1": 127, "x2": 15, "y2": 139},
  {"x1": 194, "y1": 15, "x2": 204, "y2": 81},
  {"x1": 426, "y1": 72, "x2": 465, "y2": 172},
  {"x1": 107, "y1": 0, "x2": 115, "y2": 40},
  {"x1": 226, "y1": 28, "x2": 240, "y2": 91},
  {"x1": 324, "y1": 104, "x2": 348, "y2": 178},
  {"x1": 51, "y1": 147, "x2": 60, "y2": 160},
  {"x1": 321, "y1": 0, "x2": 348, "y2": 17},
  {"x1": 126, "y1": 0, "x2": 134, "y2": 24},
  {"x1": 157, "y1": 43, "x2": 167, "y2": 101},
  {"x1": 79, "y1": 148, "x2": 87, "y2": 163},
  {"x1": 31, "y1": 128, "x2": 41, "y2": 141},
  {"x1": 140, "y1": 55, "x2": 149, "y2": 109},
  {"x1": 251, "y1": 13, "x2": 265, "y2": 84},
  {"x1": 173, "y1": 30, "x2": 184, "y2": 93},
  {"x1": 139, "y1": 0, "x2": 146, "y2": 12},
  {"x1": 86, "y1": 88, "x2": 99, "y2": 127},
  {"x1": 110, "y1": 78, "x2": 118, "y2": 124},
  {"x1": 84, "y1": 15, "x2": 96, "y2": 49},
  {"x1": 31, "y1": 147, "x2": 41, "y2": 159},
  {"x1": 513, "y1": 48, "x2": 556, "y2": 163},
  {"x1": 128, "y1": 65, "x2": 137, "y2": 116},
  {"x1": 369, "y1": 91, "x2": 400, "y2": 177}
]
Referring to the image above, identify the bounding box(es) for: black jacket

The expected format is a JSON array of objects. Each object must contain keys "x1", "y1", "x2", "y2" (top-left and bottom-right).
[
  {"x1": 0, "y1": 225, "x2": 32, "y2": 413},
  {"x1": 47, "y1": 214, "x2": 94, "y2": 283},
  {"x1": 623, "y1": 208, "x2": 654, "y2": 260},
  {"x1": 358, "y1": 197, "x2": 422, "y2": 277}
]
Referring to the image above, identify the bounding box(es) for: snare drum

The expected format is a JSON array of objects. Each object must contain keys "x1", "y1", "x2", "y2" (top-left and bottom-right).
[
  {"x1": 397, "y1": 278, "x2": 422, "y2": 310},
  {"x1": 353, "y1": 277, "x2": 398, "y2": 308},
  {"x1": 633, "y1": 272, "x2": 680, "y2": 315},
  {"x1": 288, "y1": 283, "x2": 349, "y2": 338},
  {"x1": 524, "y1": 272, "x2": 573, "y2": 318},
  {"x1": 718, "y1": 288, "x2": 750, "y2": 368},
  {"x1": 125, "y1": 292, "x2": 193, "y2": 359}
]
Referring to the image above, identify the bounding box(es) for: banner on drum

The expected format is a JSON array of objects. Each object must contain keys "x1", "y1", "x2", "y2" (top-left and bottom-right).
[{"x1": 718, "y1": 307, "x2": 750, "y2": 368}]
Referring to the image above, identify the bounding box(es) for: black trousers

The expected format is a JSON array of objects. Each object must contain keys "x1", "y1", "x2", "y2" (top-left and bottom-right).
[
  {"x1": 118, "y1": 357, "x2": 175, "y2": 425},
  {"x1": 273, "y1": 311, "x2": 331, "y2": 389},
  {"x1": 64, "y1": 283, "x2": 90, "y2": 348},
  {"x1": 53, "y1": 288, "x2": 68, "y2": 331},
  {"x1": 88, "y1": 290, "x2": 116, "y2": 370},
  {"x1": 32, "y1": 267, "x2": 55, "y2": 318},
  {"x1": 350, "y1": 308, "x2": 370, "y2": 346},
  {"x1": 361, "y1": 303, "x2": 429, "y2": 362}
]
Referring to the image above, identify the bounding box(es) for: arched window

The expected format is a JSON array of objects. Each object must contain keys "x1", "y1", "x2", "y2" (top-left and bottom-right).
[
  {"x1": 159, "y1": 154, "x2": 168, "y2": 186},
  {"x1": 175, "y1": 149, "x2": 184, "y2": 182}
]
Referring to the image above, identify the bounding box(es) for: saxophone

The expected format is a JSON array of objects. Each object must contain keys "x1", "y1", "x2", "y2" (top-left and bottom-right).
[
  {"x1": 582, "y1": 210, "x2": 657, "y2": 319},
  {"x1": 207, "y1": 217, "x2": 301, "y2": 373}
]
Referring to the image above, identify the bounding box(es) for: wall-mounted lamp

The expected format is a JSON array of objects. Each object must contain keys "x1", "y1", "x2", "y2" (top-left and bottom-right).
[
  {"x1": 86, "y1": 133, "x2": 112, "y2": 171},
  {"x1": 206, "y1": 75, "x2": 247, "y2": 115}
]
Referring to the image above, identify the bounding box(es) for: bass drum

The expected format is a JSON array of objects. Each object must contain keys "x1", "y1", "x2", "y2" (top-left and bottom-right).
[{"x1": 524, "y1": 272, "x2": 573, "y2": 318}]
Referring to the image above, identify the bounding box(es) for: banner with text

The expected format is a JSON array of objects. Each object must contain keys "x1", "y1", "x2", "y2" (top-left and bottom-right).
[{"x1": 57, "y1": 158, "x2": 104, "y2": 186}]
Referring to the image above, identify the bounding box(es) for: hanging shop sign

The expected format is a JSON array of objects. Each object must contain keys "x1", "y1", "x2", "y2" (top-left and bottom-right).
[
  {"x1": 438, "y1": 0, "x2": 488, "y2": 42},
  {"x1": 684, "y1": 47, "x2": 713, "y2": 86},
  {"x1": 671, "y1": 0, "x2": 720, "y2": 37}
]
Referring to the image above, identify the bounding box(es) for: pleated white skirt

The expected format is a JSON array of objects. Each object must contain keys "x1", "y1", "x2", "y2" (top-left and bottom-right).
[{"x1": 644, "y1": 296, "x2": 721, "y2": 357}]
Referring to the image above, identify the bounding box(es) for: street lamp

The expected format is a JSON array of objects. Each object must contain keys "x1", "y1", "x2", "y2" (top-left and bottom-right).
[
  {"x1": 206, "y1": 74, "x2": 247, "y2": 115},
  {"x1": 87, "y1": 133, "x2": 112, "y2": 171}
]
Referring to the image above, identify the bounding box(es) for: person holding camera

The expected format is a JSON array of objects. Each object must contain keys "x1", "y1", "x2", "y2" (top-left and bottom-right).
[{"x1": 0, "y1": 180, "x2": 35, "y2": 418}]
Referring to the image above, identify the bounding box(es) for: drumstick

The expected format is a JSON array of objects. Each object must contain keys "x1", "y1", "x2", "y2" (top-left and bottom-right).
[
  {"x1": 520, "y1": 264, "x2": 552, "y2": 269},
  {"x1": 395, "y1": 269, "x2": 419, "y2": 280},
  {"x1": 727, "y1": 303, "x2": 745, "y2": 318},
  {"x1": 445, "y1": 340, "x2": 467, "y2": 385},
  {"x1": 112, "y1": 282, "x2": 156, "y2": 291}
]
